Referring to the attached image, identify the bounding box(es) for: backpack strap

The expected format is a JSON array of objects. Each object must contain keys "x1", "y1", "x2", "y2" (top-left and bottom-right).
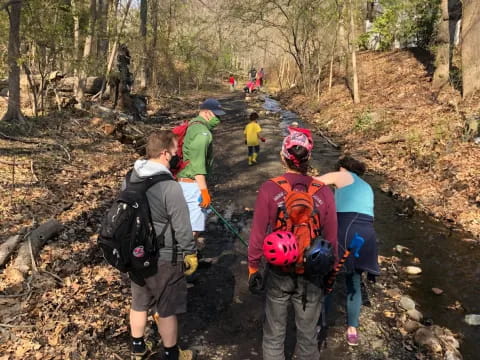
[
  {"x1": 307, "y1": 179, "x2": 325, "y2": 197},
  {"x1": 270, "y1": 176, "x2": 292, "y2": 193}
]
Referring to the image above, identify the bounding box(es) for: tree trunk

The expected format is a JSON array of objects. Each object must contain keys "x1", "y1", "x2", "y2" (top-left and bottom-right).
[
  {"x1": 72, "y1": 0, "x2": 83, "y2": 105},
  {"x1": 1, "y1": 0, "x2": 24, "y2": 122},
  {"x1": 94, "y1": 0, "x2": 133, "y2": 100},
  {"x1": 97, "y1": 0, "x2": 110, "y2": 59},
  {"x1": 139, "y1": 0, "x2": 148, "y2": 89},
  {"x1": 349, "y1": 0, "x2": 360, "y2": 104},
  {"x1": 462, "y1": 0, "x2": 480, "y2": 98},
  {"x1": 0, "y1": 235, "x2": 21, "y2": 267},
  {"x1": 76, "y1": 0, "x2": 97, "y2": 108},
  {"x1": 150, "y1": 0, "x2": 159, "y2": 87},
  {"x1": 433, "y1": 0, "x2": 450, "y2": 91}
]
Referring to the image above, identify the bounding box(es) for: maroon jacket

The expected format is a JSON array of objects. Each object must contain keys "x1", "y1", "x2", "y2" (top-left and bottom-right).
[{"x1": 248, "y1": 172, "x2": 338, "y2": 270}]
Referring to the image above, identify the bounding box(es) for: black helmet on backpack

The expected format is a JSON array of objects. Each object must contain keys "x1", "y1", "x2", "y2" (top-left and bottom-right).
[{"x1": 303, "y1": 236, "x2": 335, "y2": 278}]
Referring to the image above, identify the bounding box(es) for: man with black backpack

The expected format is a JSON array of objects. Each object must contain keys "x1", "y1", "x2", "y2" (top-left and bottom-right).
[{"x1": 117, "y1": 131, "x2": 197, "y2": 360}]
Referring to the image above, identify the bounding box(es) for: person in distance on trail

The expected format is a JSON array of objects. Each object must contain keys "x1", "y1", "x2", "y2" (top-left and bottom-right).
[
  {"x1": 314, "y1": 155, "x2": 380, "y2": 346},
  {"x1": 248, "y1": 128, "x2": 338, "y2": 360},
  {"x1": 128, "y1": 131, "x2": 197, "y2": 360},
  {"x1": 228, "y1": 74, "x2": 236, "y2": 91},
  {"x1": 244, "y1": 111, "x2": 266, "y2": 166},
  {"x1": 176, "y1": 99, "x2": 225, "y2": 243}
]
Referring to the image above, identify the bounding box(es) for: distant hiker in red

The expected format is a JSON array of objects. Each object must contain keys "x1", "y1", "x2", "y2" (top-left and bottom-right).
[
  {"x1": 244, "y1": 80, "x2": 256, "y2": 94},
  {"x1": 248, "y1": 127, "x2": 338, "y2": 360},
  {"x1": 228, "y1": 74, "x2": 236, "y2": 91}
]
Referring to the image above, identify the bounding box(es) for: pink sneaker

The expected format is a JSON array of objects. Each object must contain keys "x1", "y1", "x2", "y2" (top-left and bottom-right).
[{"x1": 347, "y1": 331, "x2": 359, "y2": 346}]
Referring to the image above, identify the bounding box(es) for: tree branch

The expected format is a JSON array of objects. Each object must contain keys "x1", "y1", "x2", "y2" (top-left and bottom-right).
[{"x1": 0, "y1": 0, "x2": 21, "y2": 11}]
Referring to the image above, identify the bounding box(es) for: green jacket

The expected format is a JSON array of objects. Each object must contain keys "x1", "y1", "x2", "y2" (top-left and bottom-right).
[{"x1": 177, "y1": 116, "x2": 213, "y2": 179}]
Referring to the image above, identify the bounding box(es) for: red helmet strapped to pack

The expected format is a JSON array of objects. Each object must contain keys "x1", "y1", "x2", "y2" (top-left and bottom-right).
[{"x1": 263, "y1": 231, "x2": 299, "y2": 266}]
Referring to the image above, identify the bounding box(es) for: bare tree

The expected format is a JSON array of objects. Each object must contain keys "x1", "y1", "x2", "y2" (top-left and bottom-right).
[
  {"x1": 462, "y1": 0, "x2": 480, "y2": 98},
  {"x1": 139, "y1": 0, "x2": 148, "y2": 89},
  {"x1": 432, "y1": 0, "x2": 450, "y2": 91},
  {"x1": 349, "y1": 0, "x2": 360, "y2": 103},
  {"x1": 1, "y1": 0, "x2": 25, "y2": 122}
]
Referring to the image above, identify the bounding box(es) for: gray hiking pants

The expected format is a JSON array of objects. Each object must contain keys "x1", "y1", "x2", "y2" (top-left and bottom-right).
[{"x1": 263, "y1": 270, "x2": 322, "y2": 360}]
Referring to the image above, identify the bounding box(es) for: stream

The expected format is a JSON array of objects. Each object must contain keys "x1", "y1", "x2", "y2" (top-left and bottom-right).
[{"x1": 263, "y1": 95, "x2": 480, "y2": 359}]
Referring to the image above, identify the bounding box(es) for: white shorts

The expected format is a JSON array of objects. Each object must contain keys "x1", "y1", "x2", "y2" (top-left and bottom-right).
[{"x1": 179, "y1": 181, "x2": 207, "y2": 232}]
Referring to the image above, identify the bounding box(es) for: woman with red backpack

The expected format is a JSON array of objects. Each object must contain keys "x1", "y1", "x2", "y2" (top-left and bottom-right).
[{"x1": 247, "y1": 128, "x2": 338, "y2": 360}]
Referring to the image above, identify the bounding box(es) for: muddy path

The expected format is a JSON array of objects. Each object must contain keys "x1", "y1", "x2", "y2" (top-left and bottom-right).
[{"x1": 174, "y1": 92, "x2": 416, "y2": 360}]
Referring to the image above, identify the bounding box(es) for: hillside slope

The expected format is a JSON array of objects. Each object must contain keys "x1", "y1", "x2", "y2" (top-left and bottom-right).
[{"x1": 279, "y1": 49, "x2": 480, "y2": 239}]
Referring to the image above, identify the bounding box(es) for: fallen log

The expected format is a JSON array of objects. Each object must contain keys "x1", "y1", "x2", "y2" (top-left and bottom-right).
[
  {"x1": 317, "y1": 129, "x2": 340, "y2": 149},
  {"x1": 0, "y1": 235, "x2": 21, "y2": 267},
  {"x1": 376, "y1": 134, "x2": 406, "y2": 144},
  {"x1": 57, "y1": 76, "x2": 104, "y2": 94},
  {"x1": 12, "y1": 219, "x2": 63, "y2": 274}
]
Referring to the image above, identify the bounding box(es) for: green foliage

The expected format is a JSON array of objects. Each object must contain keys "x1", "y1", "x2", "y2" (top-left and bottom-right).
[
  {"x1": 353, "y1": 110, "x2": 386, "y2": 135},
  {"x1": 361, "y1": 0, "x2": 441, "y2": 50}
]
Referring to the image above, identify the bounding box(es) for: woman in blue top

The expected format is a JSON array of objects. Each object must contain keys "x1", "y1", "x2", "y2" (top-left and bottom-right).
[{"x1": 315, "y1": 156, "x2": 380, "y2": 346}]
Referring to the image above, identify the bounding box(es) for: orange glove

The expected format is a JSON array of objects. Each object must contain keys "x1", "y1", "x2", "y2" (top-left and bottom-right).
[
  {"x1": 248, "y1": 266, "x2": 259, "y2": 279},
  {"x1": 199, "y1": 188, "x2": 211, "y2": 208}
]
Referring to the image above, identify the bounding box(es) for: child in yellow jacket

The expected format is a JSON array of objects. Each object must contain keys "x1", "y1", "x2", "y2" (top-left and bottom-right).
[{"x1": 244, "y1": 112, "x2": 265, "y2": 165}]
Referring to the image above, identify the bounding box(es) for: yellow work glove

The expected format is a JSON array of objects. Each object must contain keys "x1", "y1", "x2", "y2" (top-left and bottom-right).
[{"x1": 184, "y1": 253, "x2": 198, "y2": 276}]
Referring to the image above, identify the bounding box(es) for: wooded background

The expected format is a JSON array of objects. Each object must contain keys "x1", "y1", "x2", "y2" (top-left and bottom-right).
[{"x1": 0, "y1": 0, "x2": 479, "y2": 121}]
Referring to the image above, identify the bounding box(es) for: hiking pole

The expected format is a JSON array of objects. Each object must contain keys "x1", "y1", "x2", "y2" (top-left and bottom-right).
[
  {"x1": 324, "y1": 233, "x2": 365, "y2": 294},
  {"x1": 209, "y1": 204, "x2": 248, "y2": 247}
]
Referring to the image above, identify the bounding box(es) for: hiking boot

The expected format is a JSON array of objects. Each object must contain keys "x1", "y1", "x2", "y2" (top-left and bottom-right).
[
  {"x1": 131, "y1": 341, "x2": 153, "y2": 360},
  {"x1": 252, "y1": 153, "x2": 258, "y2": 163},
  {"x1": 178, "y1": 348, "x2": 195, "y2": 360}
]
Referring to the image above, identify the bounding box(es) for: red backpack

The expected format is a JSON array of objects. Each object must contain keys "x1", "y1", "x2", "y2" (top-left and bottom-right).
[
  {"x1": 271, "y1": 176, "x2": 325, "y2": 274},
  {"x1": 171, "y1": 120, "x2": 203, "y2": 176}
]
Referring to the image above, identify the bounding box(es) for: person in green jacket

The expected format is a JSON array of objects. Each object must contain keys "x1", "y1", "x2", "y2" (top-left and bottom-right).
[{"x1": 177, "y1": 98, "x2": 225, "y2": 239}]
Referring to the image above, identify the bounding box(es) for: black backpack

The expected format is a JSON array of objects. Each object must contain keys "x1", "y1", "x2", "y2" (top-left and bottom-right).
[{"x1": 98, "y1": 170, "x2": 172, "y2": 285}]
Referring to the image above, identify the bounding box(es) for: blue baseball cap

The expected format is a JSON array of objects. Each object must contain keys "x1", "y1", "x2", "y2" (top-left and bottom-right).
[{"x1": 200, "y1": 98, "x2": 226, "y2": 116}]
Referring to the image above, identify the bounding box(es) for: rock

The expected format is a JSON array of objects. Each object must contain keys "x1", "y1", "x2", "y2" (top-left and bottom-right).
[
  {"x1": 399, "y1": 296, "x2": 416, "y2": 311},
  {"x1": 404, "y1": 320, "x2": 421, "y2": 333},
  {"x1": 464, "y1": 314, "x2": 480, "y2": 326},
  {"x1": 414, "y1": 328, "x2": 443, "y2": 353},
  {"x1": 371, "y1": 339, "x2": 384, "y2": 349},
  {"x1": 383, "y1": 310, "x2": 395, "y2": 318},
  {"x1": 385, "y1": 288, "x2": 402, "y2": 298},
  {"x1": 432, "y1": 287, "x2": 444, "y2": 295},
  {"x1": 439, "y1": 334, "x2": 460, "y2": 350},
  {"x1": 385, "y1": 287, "x2": 401, "y2": 296},
  {"x1": 394, "y1": 245, "x2": 410, "y2": 254},
  {"x1": 404, "y1": 266, "x2": 422, "y2": 275},
  {"x1": 407, "y1": 309, "x2": 423, "y2": 322},
  {"x1": 444, "y1": 349, "x2": 463, "y2": 360}
]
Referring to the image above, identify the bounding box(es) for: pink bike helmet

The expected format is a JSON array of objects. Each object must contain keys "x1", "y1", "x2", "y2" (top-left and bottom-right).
[{"x1": 263, "y1": 231, "x2": 299, "y2": 266}]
